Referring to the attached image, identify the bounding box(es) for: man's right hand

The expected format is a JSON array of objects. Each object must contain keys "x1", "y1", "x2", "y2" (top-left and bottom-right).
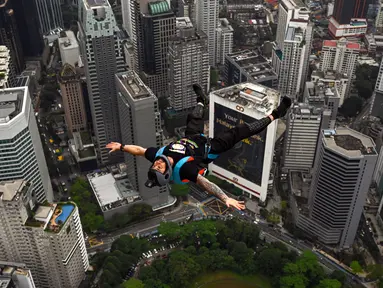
[{"x1": 106, "y1": 142, "x2": 122, "y2": 153}]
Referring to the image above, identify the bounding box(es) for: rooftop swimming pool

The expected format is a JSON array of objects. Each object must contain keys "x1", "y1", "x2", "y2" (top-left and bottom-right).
[{"x1": 55, "y1": 204, "x2": 74, "y2": 225}]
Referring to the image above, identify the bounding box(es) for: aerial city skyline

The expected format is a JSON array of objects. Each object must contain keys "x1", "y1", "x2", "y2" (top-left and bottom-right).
[{"x1": 0, "y1": 0, "x2": 383, "y2": 287}]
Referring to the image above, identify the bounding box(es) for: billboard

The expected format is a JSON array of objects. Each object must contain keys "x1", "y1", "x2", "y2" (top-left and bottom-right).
[{"x1": 212, "y1": 103, "x2": 266, "y2": 186}]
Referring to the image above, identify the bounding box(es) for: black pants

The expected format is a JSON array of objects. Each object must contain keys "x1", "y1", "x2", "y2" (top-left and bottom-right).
[{"x1": 184, "y1": 110, "x2": 271, "y2": 155}]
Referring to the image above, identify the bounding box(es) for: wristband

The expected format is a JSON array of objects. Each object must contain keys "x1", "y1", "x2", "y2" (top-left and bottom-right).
[{"x1": 120, "y1": 144, "x2": 125, "y2": 152}]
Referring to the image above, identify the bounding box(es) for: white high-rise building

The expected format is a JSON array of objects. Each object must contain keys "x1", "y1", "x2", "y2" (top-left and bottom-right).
[
  {"x1": 196, "y1": 0, "x2": 219, "y2": 66},
  {"x1": 34, "y1": 0, "x2": 63, "y2": 35},
  {"x1": 209, "y1": 83, "x2": 279, "y2": 202},
  {"x1": 320, "y1": 38, "x2": 360, "y2": 104},
  {"x1": 297, "y1": 128, "x2": 377, "y2": 248},
  {"x1": 216, "y1": 18, "x2": 233, "y2": 65},
  {"x1": 168, "y1": 17, "x2": 209, "y2": 111},
  {"x1": 0, "y1": 87, "x2": 53, "y2": 203},
  {"x1": 78, "y1": 0, "x2": 126, "y2": 164},
  {"x1": 0, "y1": 180, "x2": 89, "y2": 288},
  {"x1": 273, "y1": 20, "x2": 313, "y2": 99},
  {"x1": 58, "y1": 31, "x2": 80, "y2": 67},
  {"x1": 275, "y1": 0, "x2": 310, "y2": 51}
]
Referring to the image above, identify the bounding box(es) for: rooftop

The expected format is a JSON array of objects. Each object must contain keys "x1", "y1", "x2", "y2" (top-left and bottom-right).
[
  {"x1": 46, "y1": 203, "x2": 75, "y2": 233},
  {"x1": 290, "y1": 103, "x2": 324, "y2": 116},
  {"x1": 0, "y1": 88, "x2": 26, "y2": 124},
  {"x1": 227, "y1": 50, "x2": 277, "y2": 81},
  {"x1": 117, "y1": 71, "x2": 154, "y2": 101},
  {"x1": 85, "y1": 0, "x2": 109, "y2": 8},
  {"x1": 323, "y1": 128, "x2": 377, "y2": 157},
  {"x1": 0, "y1": 180, "x2": 30, "y2": 202},
  {"x1": 0, "y1": 262, "x2": 31, "y2": 281},
  {"x1": 211, "y1": 82, "x2": 279, "y2": 115},
  {"x1": 176, "y1": 17, "x2": 193, "y2": 29},
  {"x1": 217, "y1": 18, "x2": 234, "y2": 33},
  {"x1": 148, "y1": 1, "x2": 170, "y2": 15},
  {"x1": 323, "y1": 38, "x2": 360, "y2": 50},
  {"x1": 58, "y1": 30, "x2": 79, "y2": 50},
  {"x1": 87, "y1": 170, "x2": 141, "y2": 211},
  {"x1": 306, "y1": 81, "x2": 340, "y2": 99},
  {"x1": 311, "y1": 70, "x2": 348, "y2": 80}
]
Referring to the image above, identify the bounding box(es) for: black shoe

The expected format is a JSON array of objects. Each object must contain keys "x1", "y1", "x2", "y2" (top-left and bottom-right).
[
  {"x1": 271, "y1": 96, "x2": 292, "y2": 119},
  {"x1": 192, "y1": 84, "x2": 209, "y2": 106}
]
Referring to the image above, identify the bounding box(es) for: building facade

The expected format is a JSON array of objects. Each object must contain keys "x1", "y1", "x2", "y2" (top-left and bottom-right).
[
  {"x1": 130, "y1": 0, "x2": 175, "y2": 99},
  {"x1": 208, "y1": 83, "x2": 279, "y2": 202},
  {"x1": 0, "y1": 87, "x2": 53, "y2": 203},
  {"x1": 168, "y1": 17, "x2": 209, "y2": 111},
  {"x1": 283, "y1": 104, "x2": 330, "y2": 171},
  {"x1": 34, "y1": 0, "x2": 63, "y2": 35},
  {"x1": 12, "y1": 0, "x2": 44, "y2": 57},
  {"x1": 196, "y1": 0, "x2": 218, "y2": 66},
  {"x1": 332, "y1": 0, "x2": 371, "y2": 25},
  {"x1": 215, "y1": 18, "x2": 233, "y2": 65},
  {"x1": 58, "y1": 64, "x2": 87, "y2": 136},
  {"x1": 78, "y1": 0, "x2": 126, "y2": 164},
  {"x1": 0, "y1": 180, "x2": 88, "y2": 288},
  {"x1": 377, "y1": 1, "x2": 383, "y2": 31},
  {"x1": 298, "y1": 128, "x2": 377, "y2": 248}
]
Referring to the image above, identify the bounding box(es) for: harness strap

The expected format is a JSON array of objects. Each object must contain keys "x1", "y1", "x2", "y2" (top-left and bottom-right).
[
  {"x1": 200, "y1": 134, "x2": 219, "y2": 160},
  {"x1": 173, "y1": 156, "x2": 193, "y2": 184}
]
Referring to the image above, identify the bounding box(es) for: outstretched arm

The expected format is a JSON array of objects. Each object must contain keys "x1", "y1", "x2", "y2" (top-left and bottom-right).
[
  {"x1": 196, "y1": 175, "x2": 245, "y2": 210},
  {"x1": 106, "y1": 142, "x2": 146, "y2": 156}
]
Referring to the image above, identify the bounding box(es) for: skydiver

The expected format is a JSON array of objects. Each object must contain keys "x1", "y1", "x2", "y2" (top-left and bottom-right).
[{"x1": 107, "y1": 84, "x2": 292, "y2": 210}]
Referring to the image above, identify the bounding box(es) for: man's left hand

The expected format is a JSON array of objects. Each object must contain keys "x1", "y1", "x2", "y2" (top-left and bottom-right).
[{"x1": 225, "y1": 198, "x2": 246, "y2": 210}]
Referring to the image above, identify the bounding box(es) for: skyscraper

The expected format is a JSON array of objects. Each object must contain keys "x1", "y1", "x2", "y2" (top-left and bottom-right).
[
  {"x1": 196, "y1": 0, "x2": 218, "y2": 66},
  {"x1": 0, "y1": 0, "x2": 24, "y2": 75},
  {"x1": 216, "y1": 18, "x2": 233, "y2": 65},
  {"x1": 0, "y1": 87, "x2": 53, "y2": 203},
  {"x1": 122, "y1": 0, "x2": 132, "y2": 37},
  {"x1": 209, "y1": 83, "x2": 279, "y2": 202},
  {"x1": 283, "y1": 104, "x2": 330, "y2": 171},
  {"x1": 273, "y1": 19, "x2": 313, "y2": 100},
  {"x1": 130, "y1": 0, "x2": 175, "y2": 99},
  {"x1": 275, "y1": 0, "x2": 310, "y2": 52},
  {"x1": 0, "y1": 180, "x2": 89, "y2": 288},
  {"x1": 168, "y1": 17, "x2": 209, "y2": 111},
  {"x1": 34, "y1": 0, "x2": 63, "y2": 35},
  {"x1": 297, "y1": 128, "x2": 377, "y2": 248},
  {"x1": 12, "y1": 0, "x2": 44, "y2": 56},
  {"x1": 78, "y1": 0, "x2": 126, "y2": 164},
  {"x1": 320, "y1": 38, "x2": 360, "y2": 104},
  {"x1": 116, "y1": 71, "x2": 176, "y2": 210},
  {"x1": 58, "y1": 64, "x2": 87, "y2": 136}
]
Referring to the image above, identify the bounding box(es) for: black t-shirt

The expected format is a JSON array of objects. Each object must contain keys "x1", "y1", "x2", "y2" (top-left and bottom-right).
[{"x1": 144, "y1": 137, "x2": 207, "y2": 183}]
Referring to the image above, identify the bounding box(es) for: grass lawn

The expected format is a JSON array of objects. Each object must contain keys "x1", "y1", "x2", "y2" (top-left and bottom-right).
[{"x1": 192, "y1": 271, "x2": 272, "y2": 288}]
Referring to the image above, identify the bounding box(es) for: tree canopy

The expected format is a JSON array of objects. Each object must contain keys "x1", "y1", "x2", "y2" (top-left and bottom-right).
[{"x1": 340, "y1": 96, "x2": 363, "y2": 118}]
